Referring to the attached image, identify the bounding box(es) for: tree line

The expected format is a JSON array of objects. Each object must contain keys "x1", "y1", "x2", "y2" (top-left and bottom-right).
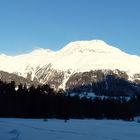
[{"x1": 0, "y1": 80, "x2": 140, "y2": 120}]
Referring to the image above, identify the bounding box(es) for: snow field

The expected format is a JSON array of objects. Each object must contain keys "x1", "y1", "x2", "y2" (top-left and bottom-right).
[{"x1": 0, "y1": 118, "x2": 140, "y2": 140}]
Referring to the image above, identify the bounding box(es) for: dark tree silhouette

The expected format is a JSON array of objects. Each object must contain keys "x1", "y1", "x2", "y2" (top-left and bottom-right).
[{"x1": 0, "y1": 80, "x2": 140, "y2": 120}]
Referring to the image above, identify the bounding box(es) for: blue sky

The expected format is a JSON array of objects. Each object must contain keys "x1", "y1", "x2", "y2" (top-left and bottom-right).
[{"x1": 0, "y1": 0, "x2": 140, "y2": 55}]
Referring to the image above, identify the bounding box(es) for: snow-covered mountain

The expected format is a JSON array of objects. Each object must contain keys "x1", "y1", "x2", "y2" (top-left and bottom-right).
[{"x1": 0, "y1": 40, "x2": 140, "y2": 93}]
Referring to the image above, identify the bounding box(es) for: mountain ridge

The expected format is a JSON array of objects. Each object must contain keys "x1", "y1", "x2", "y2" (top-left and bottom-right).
[{"x1": 0, "y1": 40, "x2": 140, "y2": 92}]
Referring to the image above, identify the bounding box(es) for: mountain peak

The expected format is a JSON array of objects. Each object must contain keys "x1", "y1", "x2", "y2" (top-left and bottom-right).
[
  {"x1": 1, "y1": 39, "x2": 140, "y2": 90},
  {"x1": 59, "y1": 40, "x2": 122, "y2": 55},
  {"x1": 30, "y1": 48, "x2": 53, "y2": 55}
]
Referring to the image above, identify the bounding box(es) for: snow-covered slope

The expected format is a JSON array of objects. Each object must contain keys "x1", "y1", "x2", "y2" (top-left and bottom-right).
[
  {"x1": 0, "y1": 118, "x2": 140, "y2": 140},
  {"x1": 0, "y1": 48, "x2": 54, "y2": 80},
  {"x1": 0, "y1": 40, "x2": 140, "y2": 89},
  {"x1": 52, "y1": 40, "x2": 140, "y2": 74}
]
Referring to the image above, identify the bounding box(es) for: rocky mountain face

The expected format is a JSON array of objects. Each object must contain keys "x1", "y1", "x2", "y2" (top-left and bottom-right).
[
  {"x1": 66, "y1": 70, "x2": 140, "y2": 96},
  {"x1": 0, "y1": 40, "x2": 140, "y2": 96},
  {"x1": 0, "y1": 71, "x2": 39, "y2": 87}
]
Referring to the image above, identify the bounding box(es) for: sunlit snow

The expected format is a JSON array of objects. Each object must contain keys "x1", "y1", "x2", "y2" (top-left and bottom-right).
[{"x1": 0, "y1": 40, "x2": 140, "y2": 84}]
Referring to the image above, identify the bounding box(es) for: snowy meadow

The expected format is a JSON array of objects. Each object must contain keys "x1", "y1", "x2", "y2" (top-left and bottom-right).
[{"x1": 0, "y1": 118, "x2": 140, "y2": 140}]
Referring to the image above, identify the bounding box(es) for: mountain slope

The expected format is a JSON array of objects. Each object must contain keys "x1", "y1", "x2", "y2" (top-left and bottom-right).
[
  {"x1": 0, "y1": 71, "x2": 38, "y2": 86},
  {"x1": 0, "y1": 40, "x2": 140, "y2": 92}
]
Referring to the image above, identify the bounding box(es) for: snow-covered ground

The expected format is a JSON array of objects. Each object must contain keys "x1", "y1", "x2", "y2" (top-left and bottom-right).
[{"x1": 0, "y1": 118, "x2": 140, "y2": 140}]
